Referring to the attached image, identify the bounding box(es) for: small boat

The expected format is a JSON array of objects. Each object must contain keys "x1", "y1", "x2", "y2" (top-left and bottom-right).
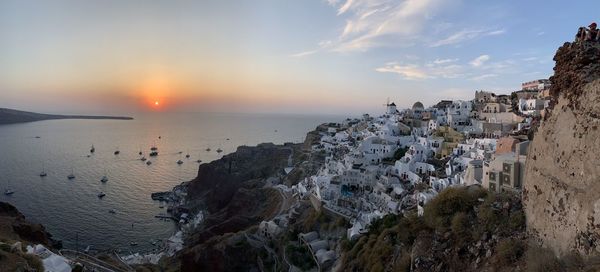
[
  {"x1": 226, "y1": 138, "x2": 230, "y2": 141},
  {"x1": 108, "y1": 209, "x2": 116, "y2": 214},
  {"x1": 159, "y1": 205, "x2": 164, "y2": 209},
  {"x1": 146, "y1": 161, "x2": 152, "y2": 165},
  {"x1": 205, "y1": 148, "x2": 211, "y2": 152},
  {"x1": 101, "y1": 176, "x2": 108, "y2": 183},
  {"x1": 90, "y1": 145, "x2": 95, "y2": 153},
  {"x1": 39, "y1": 163, "x2": 47, "y2": 177},
  {"x1": 84, "y1": 246, "x2": 90, "y2": 253},
  {"x1": 178, "y1": 151, "x2": 183, "y2": 154},
  {"x1": 4, "y1": 189, "x2": 14, "y2": 195},
  {"x1": 130, "y1": 242, "x2": 138, "y2": 246},
  {"x1": 216, "y1": 148, "x2": 223, "y2": 153},
  {"x1": 274, "y1": 130, "x2": 278, "y2": 132},
  {"x1": 149, "y1": 151, "x2": 158, "y2": 156},
  {"x1": 97, "y1": 192, "x2": 106, "y2": 198},
  {"x1": 114, "y1": 150, "x2": 120, "y2": 155},
  {"x1": 196, "y1": 159, "x2": 202, "y2": 163},
  {"x1": 176, "y1": 160, "x2": 183, "y2": 165},
  {"x1": 185, "y1": 154, "x2": 190, "y2": 158},
  {"x1": 151, "y1": 241, "x2": 157, "y2": 246},
  {"x1": 67, "y1": 169, "x2": 75, "y2": 180},
  {"x1": 139, "y1": 151, "x2": 143, "y2": 155},
  {"x1": 158, "y1": 136, "x2": 161, "y2": 139},
  {"x1": 35, "y1": 136, "x2": 41, "y2": 139},
  {"x1": 141, "y1": 156, "x2": 147, "y2": 161}
]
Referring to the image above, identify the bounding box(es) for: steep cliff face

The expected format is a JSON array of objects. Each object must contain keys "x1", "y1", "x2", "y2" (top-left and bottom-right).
[{"x1": 524, "y1": 41, "x2": 600, "y2": 256}]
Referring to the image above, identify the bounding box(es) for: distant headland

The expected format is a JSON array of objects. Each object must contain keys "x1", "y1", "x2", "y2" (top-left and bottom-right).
[{"x1": 0, "y1": 108, "x2": 133, "y2": 125}]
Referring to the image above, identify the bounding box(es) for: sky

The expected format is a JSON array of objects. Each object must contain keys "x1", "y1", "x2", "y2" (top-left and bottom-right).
[{"x1": 0, "y1": 0, "x2": 596, "y2": 115}]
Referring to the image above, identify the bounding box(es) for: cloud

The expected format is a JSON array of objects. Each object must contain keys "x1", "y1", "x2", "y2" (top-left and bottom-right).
[
  {"x1": 429, "y1": 28, "x2": 505, "y2": 47},
  {"x1": 290, "y1": 50, "x2": 318, "y2": 58},
  {"x1": 433, "y1": 58, "x2": 458, "y2": 64},
  {"x1": 307, "y1": 0, "x2": 458, "y2": 53},
  {"x1": 470, "y1": 73, "x2": 497, "y2": 81},
  {"x1": 470, "y1": 55, "x2": 490, "y2": 67},
  {"x1": 375, "y1": 63, "x2": 430, "y2": 80},
  {"x1": 376, "y1": 55, "x2": 520, "y2": 81},
  {"x1": 375, "y1": 59, "x2": 465, "y2": 80}
]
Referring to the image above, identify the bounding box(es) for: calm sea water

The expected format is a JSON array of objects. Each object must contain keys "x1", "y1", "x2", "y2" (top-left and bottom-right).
[{"x1": 0, "y1": 112, "x2": 337, "y2": 253}]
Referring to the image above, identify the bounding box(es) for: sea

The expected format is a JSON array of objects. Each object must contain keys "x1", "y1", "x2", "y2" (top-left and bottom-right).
[{"x1": 0, "y1": 112, "x2": 339, "y2": 253}]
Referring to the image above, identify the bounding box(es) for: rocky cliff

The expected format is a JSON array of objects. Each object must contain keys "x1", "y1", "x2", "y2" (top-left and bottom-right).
[
  {"x1": 177, "y1": 127, "x2": 326, "y2": 271},
  {"x1": 524, "y1": 41, "x2": 600, "y2": 256}
]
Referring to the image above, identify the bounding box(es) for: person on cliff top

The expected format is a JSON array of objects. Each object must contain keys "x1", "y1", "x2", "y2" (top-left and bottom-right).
[
  {"x1": 576, "y1": 26, "x2": 587, "y2": 42},
  {"x1": 586, "y1": 22, "x2": 598, "y2": 41}
]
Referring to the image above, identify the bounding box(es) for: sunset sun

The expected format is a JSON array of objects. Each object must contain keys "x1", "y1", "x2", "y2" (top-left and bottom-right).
[{"x1": 154, "y1": 101, "x2": 159, "y2": 106}]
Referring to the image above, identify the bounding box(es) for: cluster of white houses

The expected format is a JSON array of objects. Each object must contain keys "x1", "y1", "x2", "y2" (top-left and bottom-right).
[{"x1": 291, "y1": 79, "x2": 551, "y2": 244}]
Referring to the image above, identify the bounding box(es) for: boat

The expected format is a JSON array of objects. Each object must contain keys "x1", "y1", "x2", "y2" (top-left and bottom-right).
[
  {"x1": 108, "y1": 209, "x2": 116, "y2": 214},
  {"x1": 101, "y1": 176, "x2": 108, "y2": 183},
  {"x1": 67, "y1": 169, "x2": 75, "y2": 180},
  {"x1": 177, "y1": 160, "x2": 183, "y2": 165},
  {"x1": 149, "y1": 151, "x2": 158, "y2": 156},
  {"x1": 90, "y1": 145, "x2": 95, "y2": 153},
  {"x1": 97, "y1": 192, "x2": 106, "y2": 198},
  {"x1": 158, "y1": 136, "x2": 161, "y2": 139},
  {"x1": 139, "y1": 150, "x2": 143, "y2": 155},
  {"x1": 185, "y1": 154, "x2": 190, "y2": 158},
  {"x1": 146, "y1": 161, "x2": 152, "y2": 165},
  {"x1": 205, "y1": 148, "x2": 211, "y2": 152},
  {"x1": 159, "y1": 205, "x2": 164, "y2": 209},
  {"x1": 178, "y1": 151, "x2": 183, "y2": 154},
  {"x1": 130, "y1": 242, "x2": 138, "y2": 246},
  {"x1": 216, "y1": 148, "x2": 223, "y2": 153},
  {"x1": 39, "y1": 163, "x2": 47, "y2": 177},
  {"x1": 226, "y1": 138, "x2": 230, "y2": 141},
  {"x1": 35, "y1": 136, "x2": 41, "y2": 139},
  {"x1": 196, "y1": 159, "x2": 202, "y2": 163},
  {"x1": 4, "y1": 189, "x2": 14, "y2": 195},
  {"x1": 114, "y1": 150, "x2": 120, "y2": 155},
  {"x1": 150, "y1": 142, "x2": 158, "y2": 151},
  {"x1": 141, "y1": 156, "x2": 147, "y2": 161}
]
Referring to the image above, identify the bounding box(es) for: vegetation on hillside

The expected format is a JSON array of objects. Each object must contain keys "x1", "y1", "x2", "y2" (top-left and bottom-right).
[{"x1": 340, "y1": 186, "x2": 528, "y2": 272}]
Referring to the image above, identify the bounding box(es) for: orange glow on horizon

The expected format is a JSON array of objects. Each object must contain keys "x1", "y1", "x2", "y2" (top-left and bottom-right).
[{"x1": 155, "y1": 101, "x2": 159, "y2": 106}]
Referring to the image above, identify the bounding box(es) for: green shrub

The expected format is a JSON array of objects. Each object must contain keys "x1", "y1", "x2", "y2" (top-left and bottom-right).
[
  {"x1": 496, "y1": 239, "x2": 525, "y2": 265},
  {"x1": 23, "y1": 253, "x2": 44, "y2": 272},
  {"x1": 451, "y1": 212, "x2": 469, "y2": 237},
  {"x1": 508, "y1": 211, "x2": 526, "y2": 232},
  {"x1": 424, "y1": 187, "x2": 483, "y2": 231}
]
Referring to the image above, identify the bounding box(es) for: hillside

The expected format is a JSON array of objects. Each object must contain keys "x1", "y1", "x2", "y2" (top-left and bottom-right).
[
  {"x1": 0, "y1": 108, "x2": 133, "y2": 125},
  {"x1": 523, "y1": 41, "x2": 600, "y2": 257}
]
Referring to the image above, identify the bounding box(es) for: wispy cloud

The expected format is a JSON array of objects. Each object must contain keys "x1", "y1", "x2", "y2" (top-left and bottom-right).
[
  {"x1": 470, "y1": 54, "x2": 490, "y2": 67},
  {"x1": 429, "y1": 28, "x2": 505, "y2": 47},
  {"x1": 375, "y1": 54, "x2": 524, "y2": 81},
  {"x1": 375, "y1": 63, "x2": 430, "y2": 80},
  {"x1": 433, "y1": 58, "x2": 458, "y2": 64},
  {"x1": 375, "y1": 59, "x2": 464, "y2": 80},
  {"x1": 470, "y1": 73, "x2": 497, "y2": 81},
  {"x1": 295, "y1": 0, "x2": 456, "y2": 55},
  {"x1": 290, "y1": 50, "x2": 318, "y2": 58}
]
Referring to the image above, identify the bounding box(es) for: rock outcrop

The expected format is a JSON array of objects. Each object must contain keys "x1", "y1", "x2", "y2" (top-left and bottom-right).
[
  {"x1": 178, "y1": 130, "x2": 325, "y2": 271},
  {"x1": 0, "y1": 202, "x2": 58, "y2": 248},
  {"x1": 524, "y1": 41, "x2": 600, "y2": 256}
]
